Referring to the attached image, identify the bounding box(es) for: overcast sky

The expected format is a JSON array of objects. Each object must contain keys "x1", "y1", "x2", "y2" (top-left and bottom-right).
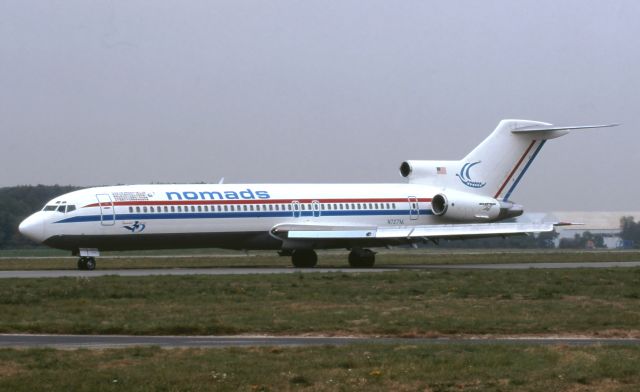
[{"x1": 0, "y1": 0, "x2": 638, "y2": 211}]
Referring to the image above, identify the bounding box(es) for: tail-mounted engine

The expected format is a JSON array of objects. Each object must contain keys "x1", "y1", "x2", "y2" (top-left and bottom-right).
[{"x1": 430, "y1": 190, "x2": 523, "y2": 222}]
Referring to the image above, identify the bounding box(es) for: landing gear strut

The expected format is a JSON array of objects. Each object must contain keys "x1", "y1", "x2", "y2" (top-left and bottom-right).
[
  {"x1": 291, "y1": 249, "x2": 318, "y2": 268},
  {"x1": 348, "y1": 248, "x2": 375, "y2": 268},
  {"x1": 77, "y1": 257, "x2": 96, "y2": 271}
]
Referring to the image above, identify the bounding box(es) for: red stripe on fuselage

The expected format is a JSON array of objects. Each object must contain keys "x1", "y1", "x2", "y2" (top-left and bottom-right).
[
  {"x1": 494, "y1": 140, "x2": 536, "y2": 199},
  {"x1": 83, "y1": 197, "x2": 432, "y2": 208}
]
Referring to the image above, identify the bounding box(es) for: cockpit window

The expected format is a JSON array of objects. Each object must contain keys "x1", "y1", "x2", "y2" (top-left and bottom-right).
[
  {"x1": 57, "y1": 205, "x2": 66, "y2": 213},
  {"x1": 67, "y1": 205, "x2": 76, "y2": 213},
  {"x1": 43, "y1": 205, "x2": 57, "y2": 211}
]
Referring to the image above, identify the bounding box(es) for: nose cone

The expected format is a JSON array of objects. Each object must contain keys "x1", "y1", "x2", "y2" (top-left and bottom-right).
[{"x1": 19, "y1": 213, "x2": 46, "y2": 243}]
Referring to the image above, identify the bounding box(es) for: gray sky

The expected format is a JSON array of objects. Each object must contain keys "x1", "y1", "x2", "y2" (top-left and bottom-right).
[{"x1": 1, "y1": 0, "x2": 638, "y2": 211}]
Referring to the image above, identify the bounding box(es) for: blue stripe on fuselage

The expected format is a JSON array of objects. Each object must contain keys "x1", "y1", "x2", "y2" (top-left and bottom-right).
[{"x1": 54, "y1": 209, "x2": 433, "y2": 223}]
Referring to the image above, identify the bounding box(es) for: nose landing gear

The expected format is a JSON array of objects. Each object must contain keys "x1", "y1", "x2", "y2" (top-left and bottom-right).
[{"x1": 77, "y1": 257, "x2": 96, "y2": 271}]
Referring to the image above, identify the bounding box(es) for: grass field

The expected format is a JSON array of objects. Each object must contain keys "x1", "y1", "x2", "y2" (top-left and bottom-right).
[
  {"x1": 1, "y1": 344, "x2": 640, "y2": 391},
  {"x1": 2, "y1": 252, "x2": 640, "y2": 390},
  {"x1": 1, "y1": 268, "x2": 640, "y2": 336},
  {"x1": 0, "y1": 249, "x2": 639, "y2": 270}
]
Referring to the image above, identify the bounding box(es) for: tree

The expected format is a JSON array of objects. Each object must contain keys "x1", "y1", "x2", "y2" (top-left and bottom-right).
[{"x1": 620, "y1": 216, "x2": 639, "y2": 248}]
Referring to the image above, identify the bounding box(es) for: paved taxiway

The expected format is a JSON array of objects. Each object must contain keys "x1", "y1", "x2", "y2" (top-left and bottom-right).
[
  {"x1": 1, "y1": 334, "x2": 639, "y2": 349},
  {"x1": 1, "y1": 261, "x2": 640, "y2": 278}
]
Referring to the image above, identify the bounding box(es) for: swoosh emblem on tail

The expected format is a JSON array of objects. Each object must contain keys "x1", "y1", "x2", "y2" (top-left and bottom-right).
[{"x1": 456, "y1": 161, "x2": 486, "y2": 188}]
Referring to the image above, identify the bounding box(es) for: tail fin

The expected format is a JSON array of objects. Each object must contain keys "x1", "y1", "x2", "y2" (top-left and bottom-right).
[
  {"x1": 401, "y1": 120, "x2": 617, "y2": 201},
  {"x1": 459, "y1": 119, "x2": 617, "y2": 200}
]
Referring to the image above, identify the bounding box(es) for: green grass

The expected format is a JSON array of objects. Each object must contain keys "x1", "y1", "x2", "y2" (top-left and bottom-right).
[
  {"x1": 0, "y1": 249, "x2": 639, "y2": 270},
  {"x1": 1, "y1": 345, "x2": 640, "y2": 391},
  {"x1": 1, "y1": 268, "x2": 640, "y2": 336}
]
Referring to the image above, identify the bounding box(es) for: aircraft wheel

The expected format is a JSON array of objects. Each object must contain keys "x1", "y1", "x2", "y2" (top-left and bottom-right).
[
  {"x1": 291, "y1": 250, "x2": 318, "y2": 268},
  {"x1": 348, "y1": 249, "x2": 376, "y2": 268},
  {"x1": 85, "y1": 257, "x2": 96, "y2": 271},
  {"x1": 77, "y1": 257, "x2": 88, "y2": 270}
]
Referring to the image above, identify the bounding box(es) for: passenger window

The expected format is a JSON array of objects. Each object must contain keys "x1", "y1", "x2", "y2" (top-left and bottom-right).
[
  {"x1": 224, "y1": 205, "x2": 228, "y2": 211},
  {"x1": 170, "y1": 206, "x2": 175, "y2": 212},
  {"x1": 150, "y1": 207, "x2": 154, "y2": 212},
  {"x1": 339, "y1": 204, "x2": 343, "y2": 209},
  {"x1": 250, "y1": 205, "x2": 254, "y2": 211},
  {"x1": 178, "y1": 206, "x2": 182, "y2": 212},
  {"x1": 357, "y1": 203, "x2": 361, "y2": 209},
  {"x1": 164, "y1": 206, "x2": 168, "y2": 212},
  {"x1": 129, "y1": 207, "x2": 133, "y2": 213},
  {"x1": 392, "y1": 203, "x2": 396, "y2": 209},
  {"x1": 143, "y1": 207, "x2": 148, "y2": 213},
  {"x1": 269, "y1": 205, "x2": 273, "y2": 211},
  {"x1": 243, "y1": 205, "x2": 247, "y2": 211}
]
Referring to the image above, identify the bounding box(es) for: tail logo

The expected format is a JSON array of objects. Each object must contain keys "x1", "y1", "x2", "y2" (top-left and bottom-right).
[{"x1": 457, "y1": 161, "x2": 486, "y2": 188}]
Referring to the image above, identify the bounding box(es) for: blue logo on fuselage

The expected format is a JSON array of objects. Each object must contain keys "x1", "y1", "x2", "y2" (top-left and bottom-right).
[
  {"x1": 166, "y1": 189, "x2": 271, "y2": 201},
  {"x1": 456, "y1": 161, "x2": 486, "y2": 188},
  {"x1": 124, "y1": 221, "x2": 146, "y2": 233}
]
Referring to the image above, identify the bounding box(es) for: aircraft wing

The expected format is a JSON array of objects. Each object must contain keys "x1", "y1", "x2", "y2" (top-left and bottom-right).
[{"x1": 271, "y1": 222, "x2": 569, "y2": 241}]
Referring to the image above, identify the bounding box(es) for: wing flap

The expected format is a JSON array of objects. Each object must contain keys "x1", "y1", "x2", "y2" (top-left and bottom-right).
[{"x1": 275, "y1": 222, "x2": 559, "y2": 240}]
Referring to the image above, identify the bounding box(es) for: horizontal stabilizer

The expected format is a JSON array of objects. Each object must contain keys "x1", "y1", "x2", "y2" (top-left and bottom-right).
[{"x1": 512, "y1": 123, "x2": 619, "y2": 133}]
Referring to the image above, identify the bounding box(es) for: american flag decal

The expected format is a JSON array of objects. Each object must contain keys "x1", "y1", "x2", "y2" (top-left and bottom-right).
[{"x1": 437, "y1": 167, "x2": 447, "y2": 175}]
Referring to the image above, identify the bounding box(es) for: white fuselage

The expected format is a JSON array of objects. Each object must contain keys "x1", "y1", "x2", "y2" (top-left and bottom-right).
[{"x1": 19, "y1": 183, "x2": 440, "y2": 252}]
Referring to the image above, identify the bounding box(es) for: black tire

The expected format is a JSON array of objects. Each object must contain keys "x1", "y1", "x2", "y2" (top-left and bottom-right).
[
  {"x1": 291, "y1": 250, "x2": 318, "y2": 268},
  {"x1": 348, "y1": 249, "x2": 375, "y2": 268},
  {"x1": 85, "y1": 257, "x2": 96, "y2": 271},
  {"x1": 77, "y1": 257, "x2": 88, "y2": 270}
]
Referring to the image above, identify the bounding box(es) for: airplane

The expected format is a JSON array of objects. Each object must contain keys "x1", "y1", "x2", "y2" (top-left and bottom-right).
[{"x1": 18, "y1": 119, "x2": 616, "y2": 270}]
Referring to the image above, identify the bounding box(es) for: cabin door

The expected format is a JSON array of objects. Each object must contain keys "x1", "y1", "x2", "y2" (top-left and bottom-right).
[
  {"x1": 292, "y1": 201, "x2": 301, "y2": 218},
  {"x1": 311, "y1": 200, "x2": 321, "y2": 218},
  {"x1": 408, "y1": 196, "x2": 419, "y2": 220},
  {"x1": 96, "y1": 194, "x2": 115, "y2": 226}
]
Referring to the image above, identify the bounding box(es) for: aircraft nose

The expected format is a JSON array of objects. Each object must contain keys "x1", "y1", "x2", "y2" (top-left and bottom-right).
[{"x1": 19, "y1": 213, "x2": 46, "y2": 243}]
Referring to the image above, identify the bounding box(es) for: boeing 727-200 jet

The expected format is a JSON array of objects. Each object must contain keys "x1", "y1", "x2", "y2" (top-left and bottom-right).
[{"x1": 19, "y1": 119, "x2": 616, "y2": 270}]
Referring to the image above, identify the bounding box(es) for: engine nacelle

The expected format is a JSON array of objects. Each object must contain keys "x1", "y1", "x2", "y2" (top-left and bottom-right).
[
  {"x1": 399, "y1": 160, "x2": 458, "y2": 184},
  {"x1": 431, "y1": 190, "x2": 523, "y2": 222}
]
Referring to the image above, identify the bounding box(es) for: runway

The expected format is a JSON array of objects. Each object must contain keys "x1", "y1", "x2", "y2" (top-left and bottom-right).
[
  {"x1": 1, "y1": 261, "x2": 640, "y2": 278},
  {"x1": 1, "y1": 334, "x2": 638, "y2": 349}
]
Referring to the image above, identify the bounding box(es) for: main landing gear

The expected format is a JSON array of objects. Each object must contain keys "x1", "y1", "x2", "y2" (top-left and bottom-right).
[
  {"x1": 348, "y1": 248, "x2": 376, "y2": 268},
  {"x1": 288, "y1": 248, "x2": 376, "y2": 268},
  {"x1": 77, "y1": 257, "x2": 96, "y2": 271},
  {"x1": 291, "y1": 249, "x2": 318, "y2": 268}
]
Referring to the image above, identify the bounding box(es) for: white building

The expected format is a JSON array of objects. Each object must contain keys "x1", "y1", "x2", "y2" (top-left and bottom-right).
[{"x1": 518, "y1": 211, "x2": 640, "y2": 248}]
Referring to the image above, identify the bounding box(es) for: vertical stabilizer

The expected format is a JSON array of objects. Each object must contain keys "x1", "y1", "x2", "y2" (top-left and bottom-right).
[{"x1": 401, "y1": 120, "x2": 616, "y2": 201}]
